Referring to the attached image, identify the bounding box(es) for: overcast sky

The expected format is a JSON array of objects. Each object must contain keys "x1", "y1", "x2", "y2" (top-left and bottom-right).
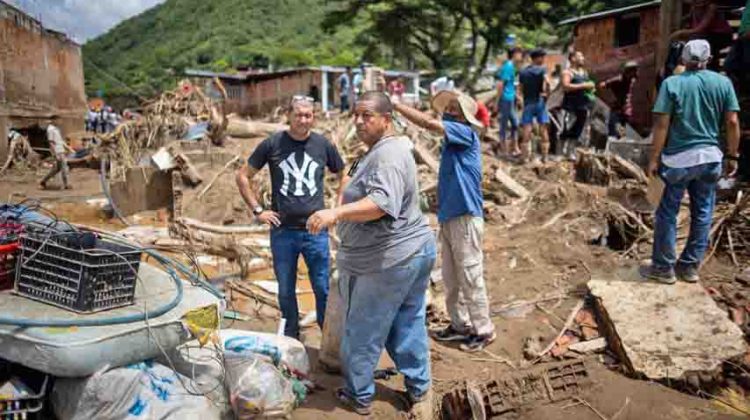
[{"x1": 7, "y1": 0, "x2": 165, "y2": 43}]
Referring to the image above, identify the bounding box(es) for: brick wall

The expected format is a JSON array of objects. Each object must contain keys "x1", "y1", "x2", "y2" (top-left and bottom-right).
[
  {"x1": 572, "y1": 6, "x2": 660, "y2": 133},
  {"x1": 0, "y1": 1, "x2": 86, "y2": 159}
]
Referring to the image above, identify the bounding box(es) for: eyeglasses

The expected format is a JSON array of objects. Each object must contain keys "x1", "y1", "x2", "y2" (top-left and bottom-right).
[
  {"x1": 292, "y1": 95, "x2": 315, "y2": 104},
  {"x1": 347, "y1": 158, "x2": 361, "y2": 177}
]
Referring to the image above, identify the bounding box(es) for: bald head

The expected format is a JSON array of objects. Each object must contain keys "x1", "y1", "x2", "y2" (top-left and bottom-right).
[{"x1": 359, "y1": 91, "x2": 393, "y2": 115}]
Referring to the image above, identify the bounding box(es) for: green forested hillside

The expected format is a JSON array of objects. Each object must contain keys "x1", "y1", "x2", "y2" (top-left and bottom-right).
[
  {"x1": 83, "y1": 0, "x2": 645, "y2": 101},
  {"x1": 82, "y1": 0, "x2": 368, "y2": 99}
]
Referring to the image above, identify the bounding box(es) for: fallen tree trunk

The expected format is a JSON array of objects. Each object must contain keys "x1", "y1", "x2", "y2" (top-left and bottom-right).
[
  {"x1": 175, "y1": 217, "x2": 269, "y2": 234},
  {"x1": 226, "y1": 117, "x2": 287, "y2": 138},
  {"x1": 494, "y1": 167, "x2": 529, "y2": 199}
]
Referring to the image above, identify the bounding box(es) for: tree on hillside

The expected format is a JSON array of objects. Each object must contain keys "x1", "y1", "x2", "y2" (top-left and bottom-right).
[
  {"x1": 325, "y1": 0, "x2": 647, "y2": 90},
  {"x1": 323, "y1": 0, "x2": 468, "y2": 74}
]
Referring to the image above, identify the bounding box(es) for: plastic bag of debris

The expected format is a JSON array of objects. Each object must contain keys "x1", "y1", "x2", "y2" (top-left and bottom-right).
[
  {"x1": 51, "y1": 361, "x2": 221, "y2": 420},
  {"x1": 224, "y1": 353, "x2": 297, "y2": 419},
  {"x1": 155, "y1": 340, "x2": 230, "y2": 413},
  {"x1": 220, "y1": 329, "x2": 310, "y2": 377}
]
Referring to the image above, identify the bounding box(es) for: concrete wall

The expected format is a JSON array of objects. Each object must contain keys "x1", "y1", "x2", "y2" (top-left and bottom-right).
[{"x1": 0, "y1": 1, "x2": 87, "y2": 160}]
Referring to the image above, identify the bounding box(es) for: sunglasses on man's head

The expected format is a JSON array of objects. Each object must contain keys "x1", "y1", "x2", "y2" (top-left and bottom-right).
[{"x1": 292, "y1": 95, "x2": 315, "y2": 104}]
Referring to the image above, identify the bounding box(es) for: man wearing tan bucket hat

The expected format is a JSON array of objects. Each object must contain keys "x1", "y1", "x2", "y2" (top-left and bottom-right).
[{"x1": 393, "y1": 90, "x2": 496, "y2": 352}]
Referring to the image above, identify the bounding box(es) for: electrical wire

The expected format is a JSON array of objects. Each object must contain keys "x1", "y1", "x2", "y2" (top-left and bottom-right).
[{"x1": 0, "y1": 203, "x2": 231, "y2": 402}]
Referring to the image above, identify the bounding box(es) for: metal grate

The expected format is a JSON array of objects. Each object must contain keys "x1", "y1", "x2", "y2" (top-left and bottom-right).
[{"x1": 441, "y1": 360, "x2": 591, "y2": 419}]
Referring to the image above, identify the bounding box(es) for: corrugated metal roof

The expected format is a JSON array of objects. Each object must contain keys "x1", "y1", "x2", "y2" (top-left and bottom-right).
[
  {"x1": 559, "y1": 0, "x2": 661, "y2": 25},
  {"x1": 185, "y1": 66, "x2": 420, "y2": 81},
  {"x1": 183, "y1": 69, "x2": 248, "y2": 80}
]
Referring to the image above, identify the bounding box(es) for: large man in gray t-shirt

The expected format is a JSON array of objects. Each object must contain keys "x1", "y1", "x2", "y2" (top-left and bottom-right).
[{"x1": 306, "y1": 92, "x2": 436, "y2": 416}]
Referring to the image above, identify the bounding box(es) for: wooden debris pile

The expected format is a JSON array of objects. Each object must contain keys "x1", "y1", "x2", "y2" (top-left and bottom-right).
[
  {"x1": 99, "y1": 78, "x2": 228, "y2": 179},
  {"x1": 0, "y1": 133, "x2": 39, "y2": 175},
  {"x1": 520, "y1": 299, "x2": 609, "y2": 362},
  {"x1": 574, "y1": 149, "x2": 648, "y2": 186},
  {"x1": 708, "y1": 191, "x2": 750, "y2": 266}
]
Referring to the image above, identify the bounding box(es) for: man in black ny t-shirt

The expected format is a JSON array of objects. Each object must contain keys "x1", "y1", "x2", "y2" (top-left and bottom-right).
[{"x1": 236, "y1": 96, "x2": 346, "y2": 339}]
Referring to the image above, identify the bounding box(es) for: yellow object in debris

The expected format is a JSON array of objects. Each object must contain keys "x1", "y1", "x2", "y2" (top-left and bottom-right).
[
  {"x1": 182, "y1": 304, "x2": 220, "y2": 346},
  {"x1": 712, "y1": 388, "x2": 750, "y2": 416}
]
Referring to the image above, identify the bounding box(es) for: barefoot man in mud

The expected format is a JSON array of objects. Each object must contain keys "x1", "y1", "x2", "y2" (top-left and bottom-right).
[{"x1": 393, "y1": 90, "x2": 496, "y2": 353}]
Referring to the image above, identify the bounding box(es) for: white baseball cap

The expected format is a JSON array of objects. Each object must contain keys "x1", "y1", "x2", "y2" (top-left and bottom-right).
[{"x1": 682, "y1": 39, "x2": 711, "y2": 64}]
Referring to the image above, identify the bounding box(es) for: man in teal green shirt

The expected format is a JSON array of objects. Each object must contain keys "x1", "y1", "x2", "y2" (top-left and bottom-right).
[
  {"x1": 740, "y1": 1, "x2": 750, "y2": 38},
  {"x1": 643, "y1": 40, "x2": 741, "y2": 285}
]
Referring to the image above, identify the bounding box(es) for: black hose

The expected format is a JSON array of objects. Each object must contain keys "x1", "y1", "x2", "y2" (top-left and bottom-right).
[{"x1": 99, "y1": 157, "x2": 130, "y2": 226}]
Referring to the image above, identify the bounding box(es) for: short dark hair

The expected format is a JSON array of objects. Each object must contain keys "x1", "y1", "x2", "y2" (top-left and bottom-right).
[
  {"x1": 530, "y1": 48, "x2": 546, "y2": 59},
  {"x1": 508, "y1": 47, "x2": 523, "y2": 57},
  {"x1": 359, "y1": 91, "x2": 393, "y2": 114}
]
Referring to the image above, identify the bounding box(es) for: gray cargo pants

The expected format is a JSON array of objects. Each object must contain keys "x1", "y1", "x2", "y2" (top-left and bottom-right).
[
  {"x1": 41, "y1": 154, "x2": 70, "y2": 188},
  {"x1": 439, "y1": 215, "x2": 494, "y2": 336}
]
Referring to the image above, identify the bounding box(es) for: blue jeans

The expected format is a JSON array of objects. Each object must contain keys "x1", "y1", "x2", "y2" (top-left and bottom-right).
[
  {"x1": 270, "y1": 227, "x2": 330, "y2": 338},
  {"x1": 652, "y1": 162, "x2": 722, "y2": 272},
  {"x1": 498, "y1": 99, "x2": 518, "y2": 141},
  {"x1": 340, "y1": 95, "x2": 349, "y2": 112},
  {"x1": 339, "y1": 240, "x2": 437, "y2": 406},
  {"x1": 521, "y1": 99, "x2": 550, "y2": 126}
]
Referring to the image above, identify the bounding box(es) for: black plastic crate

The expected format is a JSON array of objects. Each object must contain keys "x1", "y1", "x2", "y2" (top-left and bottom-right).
[{"x1": 14, "y1": 232, "x2": 142, "y2": 313}]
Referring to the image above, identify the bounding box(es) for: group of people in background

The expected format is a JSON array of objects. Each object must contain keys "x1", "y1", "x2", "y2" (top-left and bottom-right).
[
  {"x1": 85, "y1": 106, "x2": 120, "y2": 134},
  {"x1": 493, "y1": 45, "x2": 643, "y2": 163},
  {"x1": 337, "y1": 65, "x2": 408, "y2": 113}
]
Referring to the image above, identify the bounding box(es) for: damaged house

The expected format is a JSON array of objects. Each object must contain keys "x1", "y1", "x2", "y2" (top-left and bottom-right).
[{"x1": 0, "y1": 0, "x2": 87, "y2": 162}]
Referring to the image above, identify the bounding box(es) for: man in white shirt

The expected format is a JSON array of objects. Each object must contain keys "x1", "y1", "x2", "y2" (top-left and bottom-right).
[{"x1": 39, "y1": 120, "x2": 71, "y2": 190}]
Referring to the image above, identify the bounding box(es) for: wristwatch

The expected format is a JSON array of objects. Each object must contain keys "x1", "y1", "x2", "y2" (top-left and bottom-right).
[
  {"x1": 252, "y1": 206, "x2": 264, "y2": 216},
  {"x1": 725, "y1": 155, "x2": 740, "y2": 161}
]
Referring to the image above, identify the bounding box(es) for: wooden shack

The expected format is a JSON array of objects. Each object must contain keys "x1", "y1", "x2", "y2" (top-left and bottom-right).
[
  {"x1": 0, "y1": 0, "x2": 87, "y2": 161},
  {"x1": 560, "y1": 1, "x2": 662, "y2": 133},
  {"x1": 186, "y1": 66, "x2": 420, "y2": 117}
]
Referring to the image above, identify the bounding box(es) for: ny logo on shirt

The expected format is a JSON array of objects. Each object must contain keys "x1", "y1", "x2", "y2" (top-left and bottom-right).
[{"x1": 279, "y1": 152, "x2": 319, "y2": 197}]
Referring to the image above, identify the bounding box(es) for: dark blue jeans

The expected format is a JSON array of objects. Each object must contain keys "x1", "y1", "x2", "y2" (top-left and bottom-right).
[
  {"x1": 498, "y1": 99, "x2": 518, "y2": 141},
  {"x1": 270, "y1": 227, "x2": 330, "y2": 338},
  {"x1": 652, "y1": 162, "x2": 722, "y2": 272}
]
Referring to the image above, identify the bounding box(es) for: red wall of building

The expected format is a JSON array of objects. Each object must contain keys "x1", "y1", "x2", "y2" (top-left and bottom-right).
[
  {"x1": 0, "y1": 1, "x2": 87, "y2": 159},
  {"x1": 572, "y1": 6, "x2": 660, "y2": 133}
]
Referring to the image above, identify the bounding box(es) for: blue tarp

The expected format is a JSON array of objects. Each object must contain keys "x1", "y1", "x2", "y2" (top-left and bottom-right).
[{"x1": 183, "y1": 122, "x2": 210, "y2": 141}]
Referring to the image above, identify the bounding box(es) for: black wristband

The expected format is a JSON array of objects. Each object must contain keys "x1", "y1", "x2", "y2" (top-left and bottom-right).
[{"x1": 725, "y1": 155, "x2": 740, "y2": 161}]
